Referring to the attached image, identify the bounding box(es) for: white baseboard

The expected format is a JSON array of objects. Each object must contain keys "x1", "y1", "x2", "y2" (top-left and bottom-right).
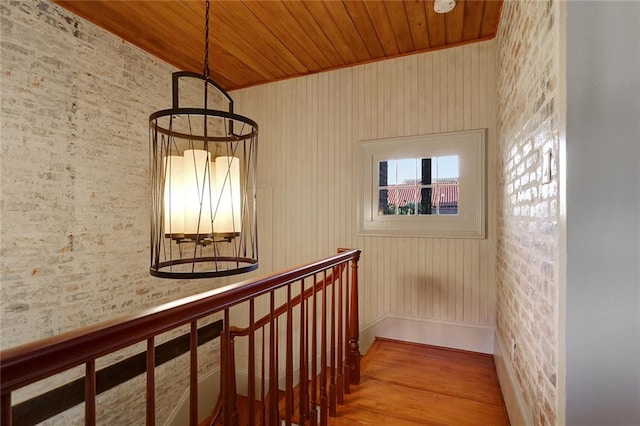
[
  {"x1": 164, "y1": 368, "x2": 221, "y2": 426},
  {"x1": 493, "y1": 334, "x2": 533, "y2": 426},
  {"x1": 360, "y1": 315, "x2": 495, "y2": 354}
]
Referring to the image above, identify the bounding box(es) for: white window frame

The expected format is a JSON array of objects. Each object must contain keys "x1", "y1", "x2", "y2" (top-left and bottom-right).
[{"x1": 358, "y1": 129, "x2": 486, "y2": 238}]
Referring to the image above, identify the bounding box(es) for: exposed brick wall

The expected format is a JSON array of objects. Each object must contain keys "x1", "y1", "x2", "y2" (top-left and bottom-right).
[
  {"x1": 495, "y1": 1, "x2": 561, "y2": 425},
  {"x1": 1, "y1": 1, "x2": 225, "y2": 423}
]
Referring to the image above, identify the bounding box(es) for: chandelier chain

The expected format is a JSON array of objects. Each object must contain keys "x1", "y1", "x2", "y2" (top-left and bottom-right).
[{"x1": 204, "y1": 0, "x2": 210, "y2": 80}]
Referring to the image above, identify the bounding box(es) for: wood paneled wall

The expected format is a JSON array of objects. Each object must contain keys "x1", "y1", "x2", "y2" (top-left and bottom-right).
[{"x1": 232, "y1": 41, "x2": 496, "y2": 330}]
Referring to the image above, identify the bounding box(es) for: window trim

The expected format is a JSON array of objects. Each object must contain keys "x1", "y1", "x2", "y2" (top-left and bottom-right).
[{"x1": 358, "y1": 129, "x2": 486, "y2": 238}]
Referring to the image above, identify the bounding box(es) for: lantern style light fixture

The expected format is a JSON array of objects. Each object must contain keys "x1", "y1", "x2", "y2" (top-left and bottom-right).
[{"x1": 149, "y1": 0, "x2": 258, "y2": 279}]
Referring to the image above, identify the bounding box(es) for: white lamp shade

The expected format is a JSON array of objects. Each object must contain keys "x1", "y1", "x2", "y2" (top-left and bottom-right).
[
  {"x1": 214, "y1": 156, "x2": 241, "y2": 234},
  {"x1": 183, "y1": 149, "x2": 214, "y2": 235},
  {"x1": 163, "y1": 155, "x2": 185, "y2": 235}
]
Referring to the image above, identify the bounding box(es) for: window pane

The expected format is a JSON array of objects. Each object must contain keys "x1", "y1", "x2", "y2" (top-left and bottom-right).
[
  {"x1": 380, "y1": 186, "x2": 422, "y2": 216},
  {"x1": 436, "y1": 155, "x2": 459, "y2": 182},
  {"x1": 396, "y1": 158, "x2": 416, "y2": 184},
  {"x1": 438, "y1": 183, "x2": 459, "y2": 215},
  {"x1": 397, "y1": 185, "x2": 417, "y2": 215}
]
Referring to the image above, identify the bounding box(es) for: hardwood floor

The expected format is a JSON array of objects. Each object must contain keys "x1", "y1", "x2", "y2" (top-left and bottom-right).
[
  {"x1": 205, "y1": 338, "x2": 509, "y2": 425},
  {"x1": 328, "y1": 338, "x2": 510, "y2": 426}
]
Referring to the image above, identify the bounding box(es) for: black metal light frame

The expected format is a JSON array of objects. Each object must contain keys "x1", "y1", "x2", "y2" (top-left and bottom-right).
[
  {"x1": 149, "y1": 1, "x2": 258, "y2": 279},
  {"x1": 149, "y1": 72, "x2": 259, "y2": 279}
]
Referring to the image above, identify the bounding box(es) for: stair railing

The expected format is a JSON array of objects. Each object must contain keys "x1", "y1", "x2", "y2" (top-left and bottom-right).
[
  {"x1": 217, "y1": 248, "x2": 360, "y2": 426},
  {"x1": 0, "y1": 248, "x2": 360, "y2": 426}
]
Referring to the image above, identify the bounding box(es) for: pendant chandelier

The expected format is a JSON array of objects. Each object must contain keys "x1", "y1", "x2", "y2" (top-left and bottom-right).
[{"x1": 149, "y1": 0, "x2": 258, "y2": 279}]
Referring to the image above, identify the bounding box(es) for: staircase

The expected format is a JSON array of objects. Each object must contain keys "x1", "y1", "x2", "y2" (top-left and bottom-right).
[
  {"x1": 0, "y1": 249, "x2": 361, "y2": 426},
  {"x1": 204, "y1": 251, "x2": 360, "y2": 426},
  {"x1": 205, "y1": 369, "x2": 340, "y2": 426}
]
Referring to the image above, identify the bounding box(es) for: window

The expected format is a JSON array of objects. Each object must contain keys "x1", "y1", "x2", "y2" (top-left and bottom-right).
[
  {"x1": 378, "y1": 156, "x2": 459, "y2": 216},
  {"x1": 359, "y1": 129, "x2": 486, "y2": 238}
]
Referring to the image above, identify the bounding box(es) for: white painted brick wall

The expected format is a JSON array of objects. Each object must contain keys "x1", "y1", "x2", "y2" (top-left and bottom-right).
[
  {"x1": 495, "y1": 1, "x2": 561, "y2": 425},
  {"x1": 1, "y1": 1, "x2": 228, "y2": 424}
]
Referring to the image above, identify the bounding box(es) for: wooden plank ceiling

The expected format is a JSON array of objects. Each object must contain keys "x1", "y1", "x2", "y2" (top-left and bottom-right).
[{"x1": 53, "y1": 0, "x2": 502, "y2": 91}]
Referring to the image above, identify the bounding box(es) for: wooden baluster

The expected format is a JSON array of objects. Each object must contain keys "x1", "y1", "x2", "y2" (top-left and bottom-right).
[
  {"x1": 310, "y1": 275, "x2": 318, "y2": 426},
  {"x1": 338, "y1": 244, "x2": 351, "y2": 393},
  {"x1": 146, "y1": 337, "x2": 156, "y2": 426},
  {"x1": 285, "y1": 285, "x2": 293, "y2": 426},
  {"x1": 261, "y1": 327, "x2": 266, "y2": 426},
  {"x1": 85, "y1": 360, "x2": 96, "y2": 426},
  {"x1": 329, "y1": 267, "x2": 337, "y2": 417},
  {"x1": 285, "y1": 284, "x2": 294, "y2": 426},
  {"x1": 221, "y1": 322, "x2": 229, "y2": 426},
  {"x1": 190, "y1": 321, "x2": 198, "y2": 426},
  {"x1": 268, "y1": 292, "x2": 278, "y2": 426},
  {"x1": 336, "y1": 266, "x2": 344, "y2": 405},
  {"x1": 222, "y1": 310, "x2": 239, "y2": 426},
  {"x1": 299, "y1": 278, "x2": 308, "y2": 425},
  {"x1": 320, "y1": 270, "x2": 328, "y2": 426},
  {"x1": 343, "y1": 263, "x2": 351, "y2": 395},
  {"x1": 348, "y1": 256, "x2": 361, "y2": 385},
  {"x1": 228, "y1": 331, "x2": 238, "y2": 425},
  {"x1": 1, "y1": 393, "x2": 11, "y2": 426},
  {"x1": 248, "y1": 299, "x2": 256, "y2": 426},
  {"x1": 275, "y1": 315, "x2": 280, "y2": 424}
]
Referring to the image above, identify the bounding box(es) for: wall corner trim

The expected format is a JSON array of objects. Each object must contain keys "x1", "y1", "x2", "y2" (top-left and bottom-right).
[{"x1": 494, "y1": 334, "x2": 534, "y2": 426}]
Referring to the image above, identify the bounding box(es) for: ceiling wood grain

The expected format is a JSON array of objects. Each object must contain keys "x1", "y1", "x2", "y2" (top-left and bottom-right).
[{"x1": 53, "y1": 0, "x2": 502, "y2": 91}]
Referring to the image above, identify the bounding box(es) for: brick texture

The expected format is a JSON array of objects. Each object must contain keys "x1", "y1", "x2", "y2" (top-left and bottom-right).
[
  {"x1": 1, "y1": 1, "x2": 226, "y2": 424},
  {"x1": 495, "y1": 1, "x2": 561, "y2": 425}
]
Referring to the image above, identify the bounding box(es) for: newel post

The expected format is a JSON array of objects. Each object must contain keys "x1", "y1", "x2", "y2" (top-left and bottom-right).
[{"x1": 348, "y1": 251, "x2": 361, "y2": 385}]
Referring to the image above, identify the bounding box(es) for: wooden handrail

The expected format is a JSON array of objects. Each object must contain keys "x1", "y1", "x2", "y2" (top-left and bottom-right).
[
  {"x1": 0, "y1": 249, "x2": 360, "y2": 395},
  {"x1": 1, "y1": 248, "x2": 361, "y2": 426},
  {"x1": 9, "y1": 320, "x2": 222, "y2": 425},
  {"x1": 229, "y1": 265, "x2": 344, "y2": 337}
]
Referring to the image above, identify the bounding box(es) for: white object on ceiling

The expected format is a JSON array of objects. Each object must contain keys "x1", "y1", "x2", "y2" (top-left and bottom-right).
[{"x1": 434, "y1": 0, "x2": 457, "y2": 14}]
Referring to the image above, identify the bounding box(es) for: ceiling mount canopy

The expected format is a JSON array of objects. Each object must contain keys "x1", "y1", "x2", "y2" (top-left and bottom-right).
[
  {"x1": 434, "y1": 0, "x2": 457, "y2": 14},
  {"x1": 149, "y1": 0, "x2": 259, "y2": 279}
]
